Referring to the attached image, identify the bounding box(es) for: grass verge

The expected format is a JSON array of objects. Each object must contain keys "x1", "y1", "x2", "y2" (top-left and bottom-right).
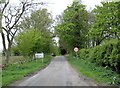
[
  {"x1": 2, "y1": 55, "x2": 52, "y2": 87},
  {"x1": 68, "y1": 54, "x2": 120, "y2": 86}
]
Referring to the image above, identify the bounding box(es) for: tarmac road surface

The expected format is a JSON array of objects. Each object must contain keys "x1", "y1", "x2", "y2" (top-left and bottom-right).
[{"x1": 12, "y1": 56, "x2": 97, "y2": 86}]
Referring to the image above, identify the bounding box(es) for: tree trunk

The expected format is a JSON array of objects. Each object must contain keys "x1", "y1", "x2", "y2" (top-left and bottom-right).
[
  {"x1": 1, "y1": 32, "x2": 6, "y2": 51},
  {"x1": 1, "y1": 32, "x2": 11, "y2": 64},
  {"x1": 5, "y1": 49, "x2": 10, "y2": 64}
]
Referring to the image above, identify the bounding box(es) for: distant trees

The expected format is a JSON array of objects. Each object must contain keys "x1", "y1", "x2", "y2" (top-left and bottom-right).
[{"x1": 20, "y1": 9, "x2": 53, "y2": 32}]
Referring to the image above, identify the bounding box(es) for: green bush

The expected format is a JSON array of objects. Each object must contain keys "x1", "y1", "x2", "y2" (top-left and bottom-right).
[
  {"x1": 79, "y1": 49, "x2": 88, "y2": 59},
  {"x1": 79, "y1": 39, "x2": 120, "y2": 73}
]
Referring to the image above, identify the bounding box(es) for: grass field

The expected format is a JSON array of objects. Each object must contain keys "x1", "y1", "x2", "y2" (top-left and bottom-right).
[
  {"x1": 69, "y1": 55, "x2": 120, "y2": 86},
  {"x1": 2, "y1": 55, "x2": 52, "y2": 87}
]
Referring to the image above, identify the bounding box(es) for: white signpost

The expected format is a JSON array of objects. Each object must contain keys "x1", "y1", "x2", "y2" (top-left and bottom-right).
[
  {"x1": 35, "y1": 53, "x2": 44, "y2": 59},
  {"x1": 74, "y1": 47, "x2": 79, "y2": 59},
  {"x1": 35, "y1": 53, "x2": 44, "y2": 62}
]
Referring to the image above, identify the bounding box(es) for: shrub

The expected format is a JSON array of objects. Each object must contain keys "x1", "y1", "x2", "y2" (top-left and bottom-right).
[
  {"x1": 78, "y1": 39, "x2": 120, "y2": 73},
  {"x1": 79, "y1": 49, "x2": 88, "y2": 60}
]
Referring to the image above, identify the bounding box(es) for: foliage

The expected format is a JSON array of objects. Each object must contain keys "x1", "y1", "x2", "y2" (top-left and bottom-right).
[
  {"x1": 50, "y1": 44, "x2": 60, "y2": 55},
  {"x1": 69, "y1": 54, "x2": 120, "y2": 86},
  {"x1": 11, "y1": 45, "x2": 21, "y2": 56},
  {"x1": 14, "y1": 9, "x2": 53, "y2": 57},
  {"x1": 89, "y1": 1, "x2": 120, "y2": 45},
  {"x1": 20, "y1": 9, "x2": 53, "y2": 32},
  {"x1": 78, "y1": 39, "x2": 120, "y2": 73},
  {"x1": 16, "y1": 29, "x2": 52, "y2": 57},
  {"x1": 56, "y1": 2, "x2": 89, "y2": 51}
]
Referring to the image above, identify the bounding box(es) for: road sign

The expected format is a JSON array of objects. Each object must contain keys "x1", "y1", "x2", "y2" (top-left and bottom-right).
[
  {"x1": 35, "y1": 53, "x2": 44, "y2": 59},
  {"x1": 74, "y1": 47, "x2": 79, "y2": 52}
]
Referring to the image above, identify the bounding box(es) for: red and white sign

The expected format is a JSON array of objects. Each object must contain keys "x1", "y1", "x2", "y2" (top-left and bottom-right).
[{"x1": 74, "y1": 47, "x2": 79, "y2": 52}]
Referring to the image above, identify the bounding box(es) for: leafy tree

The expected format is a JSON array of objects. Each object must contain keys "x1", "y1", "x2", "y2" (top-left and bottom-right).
[
  {"x1": 0, "y1": 0, "x2": 44, "y2": 64},
  {"x1": 16, "y1": 29, "x2": 52, "y2": 57},
  {"x1": 56, "y1": 2, "x2": 89, "y2": 51},
  {"x1": 15, "y1": 9, "x2": 53, "y2": 57},
  {"x1": 89, "y1": 1, "x2": 120, "y2": 46},
  {"x1": 20, "y1": 9, "x2": 53, "y2": 32}
]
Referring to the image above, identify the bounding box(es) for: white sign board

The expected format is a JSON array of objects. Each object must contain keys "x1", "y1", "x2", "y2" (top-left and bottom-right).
[
  {"x1": 35, "y1": 53, "x2": 44, "y2": 59},
  {"x1": 74, "y1": 47, "x2": 79, "y2": 52}
]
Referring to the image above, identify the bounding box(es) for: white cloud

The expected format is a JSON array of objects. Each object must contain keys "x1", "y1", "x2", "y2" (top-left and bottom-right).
[
  {"x1": 82, "y1": 0, "x2": 102, "y2": 10},
  {"x1": 41, "y1": 0, "x2": 73, "y2": 18}
]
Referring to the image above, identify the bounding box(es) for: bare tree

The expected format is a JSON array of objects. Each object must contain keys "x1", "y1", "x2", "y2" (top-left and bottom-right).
[{"x1": 0, "y1": 0, "x2": 44, "y2": 64}]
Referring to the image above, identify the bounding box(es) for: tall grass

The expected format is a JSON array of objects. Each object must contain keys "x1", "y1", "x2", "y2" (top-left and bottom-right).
[{"x1": 2, "y1": 55, "x2": 52, "y2": 87}]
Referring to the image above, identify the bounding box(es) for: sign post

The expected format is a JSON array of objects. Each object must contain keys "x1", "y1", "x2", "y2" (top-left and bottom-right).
[
  {"x1": 35, "y1": 53, "x2": 44, "y2": 62},
  {"x1": 74, "y1": 47, "x2": 79, "y2": 59}
]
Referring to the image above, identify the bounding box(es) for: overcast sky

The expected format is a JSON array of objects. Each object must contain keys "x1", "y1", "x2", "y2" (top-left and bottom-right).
[
  {"x1": 8, "y1": 0, "x2": 102, "y2": 18},
  {"x1": 0, "y1": 0, "x2": 102, "y2": 51}
]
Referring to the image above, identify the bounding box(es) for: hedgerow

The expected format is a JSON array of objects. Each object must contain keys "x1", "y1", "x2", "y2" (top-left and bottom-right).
[{"x1": 79, "y1": 39, "x2": 120, "y2": 73}]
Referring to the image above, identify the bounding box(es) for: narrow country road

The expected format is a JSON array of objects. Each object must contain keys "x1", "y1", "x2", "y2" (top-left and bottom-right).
[{"x1": 12, "y1": 56, "x2": 97, "y2": 86}]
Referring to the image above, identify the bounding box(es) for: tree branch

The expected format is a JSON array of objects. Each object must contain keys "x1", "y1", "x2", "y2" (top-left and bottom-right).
[
  {"x1": 2, "y1": 27, "x2": 7, "y2": 33},
  {"x1": 99, "y1": 33, "x2": 111, "y2": 44},
  {"x1": 1, "y1": 0, "x2": 9, "y2": 13},
  {"x1": 9, "y1": 2, "x2": 26, "y2": 30}
]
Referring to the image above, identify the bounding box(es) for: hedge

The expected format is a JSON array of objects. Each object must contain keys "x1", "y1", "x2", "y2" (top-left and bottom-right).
[{"x1": 79, "y1": 39, "x2": 120, "y2": 73}]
